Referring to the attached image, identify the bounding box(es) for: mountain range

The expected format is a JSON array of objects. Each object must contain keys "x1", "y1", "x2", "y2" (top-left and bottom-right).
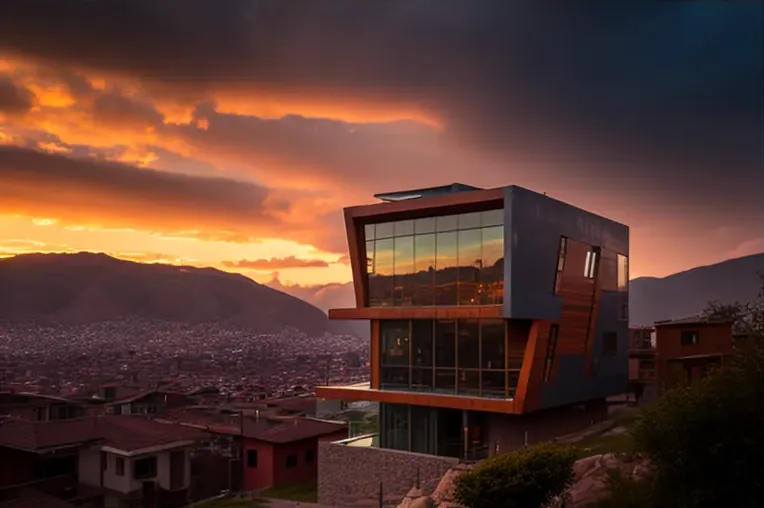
[
  {"x1": 0, "y1": 252, "x2": 341, "y2": 336},
  {"x1": 0, "y1": 252, "x2": 761, "y2": 335}
]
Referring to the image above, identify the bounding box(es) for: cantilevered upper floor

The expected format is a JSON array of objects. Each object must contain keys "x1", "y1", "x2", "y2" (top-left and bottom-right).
[{"x1": 331, "y1": 184, "x2": 629, "y2": 322}]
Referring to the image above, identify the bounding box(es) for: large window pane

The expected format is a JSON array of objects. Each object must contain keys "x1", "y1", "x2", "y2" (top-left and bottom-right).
[
  {"x1": 480, "y1": 226, "x2": 504, "y2": 305},
  {"x1": 436, "y1": 215, "x2": 458, "y2": 232},
  {"x1": 364, "y1": 224, "x2": 375, "y2": 241},
  {"x1": 458, "y1": 212, "x2": 481, "y2": 230},
  {"x1": 457, "y1": 229, "x2": 482, "y2": 305},
  {"x1": 376, "y1": 222, "x2": 394, "y2": 239},
  {"x1": 394, "y1": 236, "x2": 415, "y2": 306},
  {"x1": 481, "y1": 320, "x2": 505, "y2": 369},
  {"x1": 365, "y1": 240, "x2": 375, "y2": 278},
  {"x1": 481, "y1": 209, "x2": 503, "y2": 227},
  {"x1": 382, "y1": 404, "x2": 409, "y2": 451},
  {"x1": 457, "y1": 369, "x2": 480, "y2": 396},
  {"x1": 411, "y1": 406, "x2": 436, "y2": 454},
  {"x1": 412, "y1": 320, "x2": 433, "y2": 367},
  {"x1": 411, "y1": 367, "x2": 433, "y2": 391},
  {"x1": 380, "y1": 320, "x2": 409, "y2": 366},
  {"x1": 457, "y1": 320, "x2": 479, "y2": 369},
  {"x1": 413, "y1": 234, "x2": 435, "y2": 306},
  {"x1": 380, "y1": 320, "x2": 410, "y2": 389},
  {"x1": 381, "y1": 367, "x2": 409, "y2": 389},
  {"x1": 414, "y1": 217, "x2": 435, "y2": 234},
  {"x1": 434, "y1": 369, "x2": 455, "y2": 393},
  {"x1": 435, "y1": 232, "x2": 458, "y2": 305},
  {"x1": 481, "y1": 371, "x2": 506, "y2": 398},
  {"x1": 369, "y1": 238, "x2": 394, "y2": 306},
  {"x1": 394, "y1": 220, "x2": 414, "y2": 237},
  {"x1": 435, "y1": 320, "x2": 456, "y2": 367}
]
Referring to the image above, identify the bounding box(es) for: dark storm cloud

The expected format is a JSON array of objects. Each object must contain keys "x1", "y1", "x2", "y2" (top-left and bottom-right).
[
  {"x1": 0, "y1": 74, "x2": 34, "y2": 115},
  {"x1": 1, "y1": 1, "x2": 762, "y2": 209},
  {"x1": 0, "y1": 145, "x2": 290, "y2": 236}
]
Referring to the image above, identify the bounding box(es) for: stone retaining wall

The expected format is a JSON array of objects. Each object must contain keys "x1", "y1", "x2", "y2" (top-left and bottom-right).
[{"x1": 318, "y1": 441, "x2": 459, "y2": 506}]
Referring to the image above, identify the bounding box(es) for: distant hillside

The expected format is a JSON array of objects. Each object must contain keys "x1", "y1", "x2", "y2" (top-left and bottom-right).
[
  {"x1": 0, "y1": 252, "x2": 347, "y2": 336},
  {"x1": 630, "y1": 253, "x2": 763, "y2": 326}
]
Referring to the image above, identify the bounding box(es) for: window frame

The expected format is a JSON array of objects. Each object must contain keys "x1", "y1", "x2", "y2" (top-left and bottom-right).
[
  {"x1": 554, "y1": 236, "x2": 567, "y2": 294},
  {"x1": 133, "y1": 456, "x2": 157, "y2": 480},
  {"x1": 246, "y1": 449, "x2": 258, "y2": 468},
  {"x1": 680, "y1": 330, "x2": 700, "y2": 346},
  {"x1": 584, "y1": 248, "x2": 600, "y2": 279}
]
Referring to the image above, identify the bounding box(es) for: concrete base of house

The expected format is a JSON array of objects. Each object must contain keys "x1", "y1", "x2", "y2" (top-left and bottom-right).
[{"x1": 318, "y1": 399, "x2": 609, "y2": 506}]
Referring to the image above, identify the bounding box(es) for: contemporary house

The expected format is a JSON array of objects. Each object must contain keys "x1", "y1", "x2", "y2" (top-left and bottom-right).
[{"x1": 316, "y1": 184, "x2": 630, "y2": 457}]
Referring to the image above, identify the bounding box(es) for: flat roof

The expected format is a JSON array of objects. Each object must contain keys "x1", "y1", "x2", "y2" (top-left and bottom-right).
[{"x1": 374, "y1": 183, "x2": 483, "y2": 202}]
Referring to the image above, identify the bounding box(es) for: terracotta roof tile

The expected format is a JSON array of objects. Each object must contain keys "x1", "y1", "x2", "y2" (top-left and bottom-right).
[
  {"x1": 242, "y1": 417, "x2": 346, "y2": 444},
  {"x1": 0, "y1": 415, "x2": 209, "y2": 453}
]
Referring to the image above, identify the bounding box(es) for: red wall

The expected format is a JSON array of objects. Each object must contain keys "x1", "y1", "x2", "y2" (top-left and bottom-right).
[
  {"x1": 242, "y1": 429, "x2": 348, "y2": 491},
  {"x1": 242, "y1": 439, "x2": 274, "y2": 491},
  {"x1": 655, "y1": 322, "x2": 734, "y2": 390}
]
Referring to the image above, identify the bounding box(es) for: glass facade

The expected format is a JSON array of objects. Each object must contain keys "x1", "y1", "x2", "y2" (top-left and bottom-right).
[
  {"x1": 379, "y1": 318, "x2": 524, "y2": 399},
  {"x1": 379, "y1": 404, "x2": 488, "y2": 458},
  {"x1": 365, "y1": 210, "x2": 504, "y2": 307}
]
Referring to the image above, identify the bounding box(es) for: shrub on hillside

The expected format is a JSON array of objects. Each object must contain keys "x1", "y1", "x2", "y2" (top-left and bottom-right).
[
  {"x1": 454, "y1": 442, "x2": 577, "y2": 508},
  {"x1": 632, "y1": 348, "x2": 764, "y2": 508}
]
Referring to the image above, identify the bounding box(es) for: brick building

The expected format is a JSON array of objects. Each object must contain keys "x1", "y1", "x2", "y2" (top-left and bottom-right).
[{"x1": 653, "y1": 317, "x2": 736, "y2": 391}]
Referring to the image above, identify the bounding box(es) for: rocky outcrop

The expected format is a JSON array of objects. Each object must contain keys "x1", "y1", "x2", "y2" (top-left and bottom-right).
[
  {"x1": 547, "y1": 453, "x2": 651, "y2": 508},
  {"x1": 395, "y1": 454, "x2": 650, "y2": 508}
]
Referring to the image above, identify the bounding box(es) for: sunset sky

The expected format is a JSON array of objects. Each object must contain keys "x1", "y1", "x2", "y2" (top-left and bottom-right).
[{"x1": 0, "y1": 1, "x2": 762, "y2": 306}]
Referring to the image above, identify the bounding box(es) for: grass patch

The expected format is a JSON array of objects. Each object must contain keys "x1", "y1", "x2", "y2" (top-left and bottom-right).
[
  {"x1": 194, "y1": 497, "x2": 269, "y2": 508},
  {"x1": 575, "y1": 429, "x2": 635, "y2": 458},
  {"x1": 260, "y1": 483, "x2": 318, "y2": 503}
]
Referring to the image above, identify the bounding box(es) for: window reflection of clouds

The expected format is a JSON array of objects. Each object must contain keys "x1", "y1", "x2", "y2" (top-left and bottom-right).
[{"x1": 365, "y1": 210, "x2": 504, "y2": 307}]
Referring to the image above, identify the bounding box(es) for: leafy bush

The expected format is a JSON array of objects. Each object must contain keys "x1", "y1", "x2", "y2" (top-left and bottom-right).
[
  {"x1": 454, "y1": 442, "x2": 577, "y2": 508},
  {"x1": 632, "y1": 348, "x2": 764, "y2": 508}
]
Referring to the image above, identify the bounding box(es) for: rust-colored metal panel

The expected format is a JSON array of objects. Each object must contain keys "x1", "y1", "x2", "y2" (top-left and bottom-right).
[
  {"x1": 314, "y1": 385, "x2": 520, "y2": 414},
  {"x1": 345, "y1": 208, "x2": 367, "y2": 308},
  {"x1": 370, "y1": 320, "x2": 380, "y2": 389},
  {"x1": 514, "y1": 320, "x2": 551, "y2": 412},
  {"x1": 555, "y1": 239, "x2": 596, "y2": 359},
  {"x1": 328, "y1": 305, "x2": 503, "y2": 321}
]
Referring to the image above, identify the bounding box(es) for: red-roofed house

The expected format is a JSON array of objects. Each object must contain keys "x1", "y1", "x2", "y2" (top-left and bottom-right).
[
  {"x1": 240, "y1": 417, "x2": 347, "y2": 491},
  {"x1": 0, "y1": 415, "x2": 210, "y2": 508}
]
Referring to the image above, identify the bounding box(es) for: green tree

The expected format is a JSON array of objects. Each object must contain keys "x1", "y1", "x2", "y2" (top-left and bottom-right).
[
  {"x1": 631, "y1": 346, "x2": 764, "y2": 507},
  {"x1": 454, "y1": 442, "x2": 577, "y2": 508}
]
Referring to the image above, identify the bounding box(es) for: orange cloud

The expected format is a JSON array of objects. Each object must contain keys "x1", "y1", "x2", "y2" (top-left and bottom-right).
[
  {"x1": 0, "y1": 146, "x2": 286, "y2": 240},
  {"x1": 223, "y1": 256, "x2": 331, "y2": 271}
]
